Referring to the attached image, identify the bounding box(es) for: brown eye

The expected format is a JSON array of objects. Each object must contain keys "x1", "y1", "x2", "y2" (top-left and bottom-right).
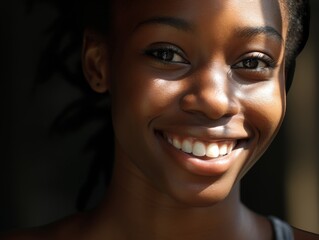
[
  {"x1": 144, "y1": 44, "x2": 189, "y2": 64},
  {"x1": 153, "y1": 49, "x2": 176, "y2": 62},
  {"x1": 235, "y1": 58, "x2": 268, "y2": 69},
  {"x1": 232, "y1": 53, "x2": 276, "y2": 71},
  {"x1": 242, "y1": 59, "x2": 260, "y2": 69}
]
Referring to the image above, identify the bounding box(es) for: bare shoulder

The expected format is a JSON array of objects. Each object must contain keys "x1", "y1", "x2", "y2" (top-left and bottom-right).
[
  {"x1": 294, "y1": 228, "x2": 319, "y2": 240},
  {"x1": 0, "y1": 213, "x2": 90, "y2": 240}
]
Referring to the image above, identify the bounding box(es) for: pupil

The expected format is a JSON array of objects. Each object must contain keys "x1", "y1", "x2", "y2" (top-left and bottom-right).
[
  {"x1": 244, "y1": 59, "x2": 258, "y2": 68},
  {"x1": 158, "y1": 50, "x2": 173, "y2": 61}
]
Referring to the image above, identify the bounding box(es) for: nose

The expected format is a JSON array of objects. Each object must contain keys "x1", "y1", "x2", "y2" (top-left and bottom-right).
[{"x1": 180, "y1": 65, "x2": 239, "y2": 120}]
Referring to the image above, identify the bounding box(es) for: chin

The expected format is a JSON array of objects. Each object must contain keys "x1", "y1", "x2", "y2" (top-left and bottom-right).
[{"x1": 162, "y1": 177, "x2": 238, "y2": 208}]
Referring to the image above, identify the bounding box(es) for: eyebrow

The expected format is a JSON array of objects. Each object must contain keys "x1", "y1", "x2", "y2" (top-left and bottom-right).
[
  {"x1": 134, "y1": 17, "x2": 283, "y2": 44},
  {"x1": 235, "y1": 26, "x2": 283, "y2": 43},
  {"x1": 134, "y1": 17, "x2": 193, "y2": 32}
]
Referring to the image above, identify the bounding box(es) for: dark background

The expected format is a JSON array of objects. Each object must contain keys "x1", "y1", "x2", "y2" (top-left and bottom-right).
[{"x1": 1, "y1": 0, "x2": 318, "y2": 234}]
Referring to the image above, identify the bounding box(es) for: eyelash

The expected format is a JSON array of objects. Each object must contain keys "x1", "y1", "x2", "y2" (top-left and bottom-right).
[
  {"x1": 144, "y1": 44, "x2": 277, "y2": 74},
  {"x1": 144, "y1": 44, "x2": 189, "y2": 64},
  {"x1": 232, "y1": 53, "x2": 277, "y2": 70}
]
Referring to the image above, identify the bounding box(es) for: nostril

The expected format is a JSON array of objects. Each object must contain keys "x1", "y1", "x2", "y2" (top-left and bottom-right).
[{"x1": 180, "y1": 89, "x2": 239, "y2": 120}]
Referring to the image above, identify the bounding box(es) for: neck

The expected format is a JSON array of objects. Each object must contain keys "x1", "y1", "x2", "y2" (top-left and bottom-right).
[{"x1": 89, "y1": 160, "x2": 259, "y2": 240}]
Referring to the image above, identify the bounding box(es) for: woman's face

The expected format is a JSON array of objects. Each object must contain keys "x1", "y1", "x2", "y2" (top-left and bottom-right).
[{"x1": 106, "y1": 0, "x2": 287, "y2": 205}]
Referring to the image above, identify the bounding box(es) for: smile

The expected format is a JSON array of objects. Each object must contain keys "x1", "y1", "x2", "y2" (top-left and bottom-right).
[{"x1": 162, "y1": 132, "x2": 237, "y2": 159}]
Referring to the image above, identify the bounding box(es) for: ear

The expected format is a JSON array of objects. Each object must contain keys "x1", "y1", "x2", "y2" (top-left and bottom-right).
[{"x1": 82, "y1": 29, "x2": 109, "y2": 93}]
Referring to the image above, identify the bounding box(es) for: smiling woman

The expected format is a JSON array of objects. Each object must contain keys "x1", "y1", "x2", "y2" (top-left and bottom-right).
[
  {"x1": 103, "y1": 0, "x2": 286, "y2": 208},
  {"x1": 1, "y1": 0, "x2": 318, "y2": 240}
]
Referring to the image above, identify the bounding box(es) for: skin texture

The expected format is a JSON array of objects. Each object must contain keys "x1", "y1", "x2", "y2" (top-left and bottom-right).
[
  {"x1": 107, "y1": 0, "x2": 286, "y2": 208},
  {"x1": 89, "y1": 0, "x2": 284, "y2": 239},
  {"x1": 1, "y1": 0, "x2": 318, "y2": 240}
]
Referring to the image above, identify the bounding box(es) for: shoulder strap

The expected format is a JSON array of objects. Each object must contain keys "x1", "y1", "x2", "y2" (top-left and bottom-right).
[{"x1": 268, "y1": 216, "x2": 294, "y2": 240}]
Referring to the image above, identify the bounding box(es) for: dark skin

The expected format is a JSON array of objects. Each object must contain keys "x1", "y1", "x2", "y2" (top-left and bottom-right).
[{"x1": 1, "y1": 0, "x2": 319, "y2": 239}]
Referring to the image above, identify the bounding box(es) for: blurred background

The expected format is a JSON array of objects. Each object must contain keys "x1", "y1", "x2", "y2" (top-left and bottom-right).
[{"x1": 1, "y1": 0, "x2": 318, "y2": 234}]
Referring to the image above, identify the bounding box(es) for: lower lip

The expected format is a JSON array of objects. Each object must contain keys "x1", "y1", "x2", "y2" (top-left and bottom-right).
[{"x1": 156, "y1": 132, "x2": 243, "y2": 177}]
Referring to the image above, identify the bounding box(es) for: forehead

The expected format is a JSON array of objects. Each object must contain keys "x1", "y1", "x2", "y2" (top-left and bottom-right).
[{"x1": 112, "y1": 0, "x2": 287, "y2": 36}]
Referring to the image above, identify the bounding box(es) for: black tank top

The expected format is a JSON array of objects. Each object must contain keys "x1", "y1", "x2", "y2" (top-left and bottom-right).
[{"x1": 269, "y1": 216, "x2": 294, "y2": 240}]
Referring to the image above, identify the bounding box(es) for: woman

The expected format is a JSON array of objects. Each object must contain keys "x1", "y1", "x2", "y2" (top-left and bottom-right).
[{"x1": 2, "y1": 0, "x2": 318, "y2": 239}]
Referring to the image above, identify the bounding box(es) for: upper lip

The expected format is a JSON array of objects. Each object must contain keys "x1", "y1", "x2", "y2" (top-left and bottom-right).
[{"x1": 155, "y1": 125, "x2": 251, "y2": 142}]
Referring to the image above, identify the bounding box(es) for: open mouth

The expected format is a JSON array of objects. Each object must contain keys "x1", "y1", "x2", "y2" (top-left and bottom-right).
[{"x1": 156, "y1": 131, "x2": 239, "y2": 159}]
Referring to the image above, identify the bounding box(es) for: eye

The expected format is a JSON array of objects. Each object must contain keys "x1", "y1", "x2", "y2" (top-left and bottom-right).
[
  {"x1": 151, "y1": 49, "x2": 183, "y2": 62},
  {"x1": 232, "y1": 53, "x2": 276, "y2": 71},
  {"x1": 240, "y1": 58, "x2": 266, "y2": 69},
  {"x1": 144, "y1": 44, "x2": 189, "y2": 64}
]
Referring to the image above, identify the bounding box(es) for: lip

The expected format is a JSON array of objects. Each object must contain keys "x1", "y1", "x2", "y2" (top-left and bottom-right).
[{"x1": 155, "y1": 130, "x2": 248, "y2": 177}]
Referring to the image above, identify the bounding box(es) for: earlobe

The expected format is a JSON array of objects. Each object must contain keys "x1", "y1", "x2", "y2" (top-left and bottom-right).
[{"x1": 82, "y1": 29, "x2": 109, "y2": 93}]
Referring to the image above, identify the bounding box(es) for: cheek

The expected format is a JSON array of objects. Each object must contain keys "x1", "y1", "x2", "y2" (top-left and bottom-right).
[
  {"x1": 242, "y1": 82, "x2": 286, "y2": 141},
  {"x1": 111, "y1": 65, "x2": 183, "y2": 125},
  {"x1": 110, "y1": 61, "x2": 183, "y2": 149}
]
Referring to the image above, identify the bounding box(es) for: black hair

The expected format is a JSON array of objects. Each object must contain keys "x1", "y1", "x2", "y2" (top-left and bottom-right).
[
  {"x1": 28, "y1": 0, "x2": 310, "y2": 211},
  {"x1": 284, "y1": 0, "x2": 310, "y2": 90},
  {"x1": 285, "y1": 0, "x2": 310, "y2": 63}
]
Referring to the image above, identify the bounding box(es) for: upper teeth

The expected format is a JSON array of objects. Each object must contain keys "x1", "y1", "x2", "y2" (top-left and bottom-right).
[{"x1": 166, "y1": 135, "x2": 236, "y2": 158}]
